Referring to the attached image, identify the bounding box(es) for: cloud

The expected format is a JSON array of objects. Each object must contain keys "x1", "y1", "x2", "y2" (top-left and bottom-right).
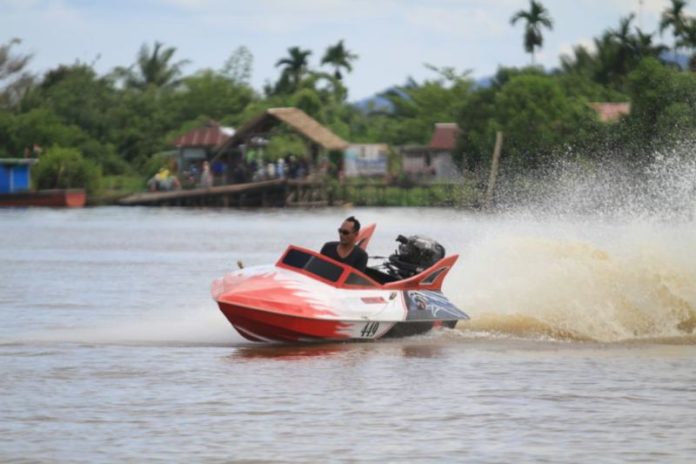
[{"x1": 404, "y1": 5, "x2": 508, "y2": 39}]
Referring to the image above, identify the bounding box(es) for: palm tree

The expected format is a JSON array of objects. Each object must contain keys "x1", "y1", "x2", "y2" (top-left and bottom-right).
[
  {"x1": 320, "y1": 40, "x2": 358, "y2": 80},
  {"x1": 275, "y1": 46, "x2": 312, "y2": 92},
  {"x1": 510, "y1": 0, "x2": 553, "y2": 65},
  {"x1": 677, "y1": 18, "x2": 696, "y2": 70},
  {"x1": 0, "y1": 38, "x2": 34, "y2": 108},
  {"x1": 632, "y1": 28, "x2": 668, "y2": 61},
  {"x1": 114, "y1": 41, "x2": 189, "y2": 90},
  {"x1": 659, "y1": 0, "x2": 689, "y2": 61}
]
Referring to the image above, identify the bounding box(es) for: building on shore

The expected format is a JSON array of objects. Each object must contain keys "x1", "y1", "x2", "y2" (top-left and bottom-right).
[
  {"x1": 171, "y1": 120, "x2": 234, "y2": 186},
  {"x1": 213, "y1": 107, "x2": 348, "y2": 184},
  {"x1": 589, "y1": 102, "x2": 631, "y2": 123},
  {"x1": 400, "y1": 123, "x2": 461, "y2": 181},
  {"x1": 343, "y1": 144, "x2": 389, "y2": 178}
]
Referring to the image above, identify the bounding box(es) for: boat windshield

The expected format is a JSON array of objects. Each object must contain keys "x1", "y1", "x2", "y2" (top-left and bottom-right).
[{"x1": 281, "y1": 248, "x2": 344, "y2": 283}]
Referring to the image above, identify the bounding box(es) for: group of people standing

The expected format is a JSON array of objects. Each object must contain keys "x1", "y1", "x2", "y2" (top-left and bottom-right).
[{"x1": 148, "y1": 154, "x2": 313, "y2": 192}]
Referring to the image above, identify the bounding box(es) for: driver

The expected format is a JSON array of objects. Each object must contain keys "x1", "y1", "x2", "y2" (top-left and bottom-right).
[{"x1": 320, "y1": 216, "x2": 368, "y2": 273}]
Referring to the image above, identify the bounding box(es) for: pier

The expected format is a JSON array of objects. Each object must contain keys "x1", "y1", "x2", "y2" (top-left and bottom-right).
[
  {"x1": 118, "y1": 179, "x2": 329, "y2": 207},
  {"x1": 117, "y1": 179, "x2": 472, "y2": 208}
]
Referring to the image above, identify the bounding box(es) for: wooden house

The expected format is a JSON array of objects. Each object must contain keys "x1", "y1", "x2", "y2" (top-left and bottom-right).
[
  {"x1": 214, "y1": 107, "x2": 348, "y2": 183},
  {"x1": 172, "y1": 120, "x2": 234, "y2": 177},
  {"x1": 400, "y1": 123, "x2": 461, "y2": 180}
]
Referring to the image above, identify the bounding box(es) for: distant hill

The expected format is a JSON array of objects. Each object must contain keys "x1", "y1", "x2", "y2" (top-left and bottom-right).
[
  {"x1": 351, "y1": 54, "x2": 689, "y2": 113},
  {"x1": 353, "y1": 76, "x2": 493, "y2": 113},
  {"x1": 661, "y1": 51, "x2": 689, "y2": 69},
  {"x1": 352, "y1": 90, "x2": 394, "y2": 113}
]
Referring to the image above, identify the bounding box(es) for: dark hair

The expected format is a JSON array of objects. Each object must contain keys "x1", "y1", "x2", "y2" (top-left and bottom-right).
[{"x1": 345, "y1": 216, "x2": 361, "y2": 232}]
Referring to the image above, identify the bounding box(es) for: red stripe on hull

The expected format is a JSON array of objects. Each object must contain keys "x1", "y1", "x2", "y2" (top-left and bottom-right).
[{"x1": 218, "y1": 302, "x2": 352, "y2": 342}]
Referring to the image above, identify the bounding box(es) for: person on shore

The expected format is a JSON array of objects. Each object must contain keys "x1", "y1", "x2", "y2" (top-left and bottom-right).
[
  {"x1": 199, "y1": 161, "x2": 213, "y2": 188},
  {"x1": 320, "y1": 216, "x2": 368, "y2": 272}
]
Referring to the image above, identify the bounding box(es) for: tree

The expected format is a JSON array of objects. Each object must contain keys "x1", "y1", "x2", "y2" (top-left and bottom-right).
[
  {"x1": 167, "y1": 70, "x2": 257, "y2": 126},
  {"x1": 320, "y1": 40, "x2": 358, "y2": 80},
  {"x1": 0, "y1": 38, "x2": 34, "y2": 109},
  {"x1": 366, "y1": 66, "x2": 473, "y2": 146},
  {"x1": 659, "y1": 0, "x2": 689, "y2": 60},
  {"x1": 632, "y1": 28, "x2": 668, "y2": 62},
  {"x1": 625, "y1": 57, "x2": 696, "y2": 146},
  {"x1": 32, "y1": 145, "x2": 101, "y2": 193},
  {"x1": 560, "y1": 17, "x2": 666, "y2": 92},
  {"x1": 677, "y1": 18, "x2": 696, "y2": 70},
  {"x1": 274, "y1": 47, "x2": 312, "y2": 94},
  {"x1": 510, "y1": 0, "x2": 553, "y2": 65},
  {"x1": 456, "y1": 70, "x2": 597, "y2": 173},
  {"x1": 29, "y1": 64, "x2": 117, "y2": 140},
  {"x1": 113, "y1": 41, "x2": 190, "y2": 90},
  {"x1": 221, "y1": 46, "x2": 253, "y2": 84}
]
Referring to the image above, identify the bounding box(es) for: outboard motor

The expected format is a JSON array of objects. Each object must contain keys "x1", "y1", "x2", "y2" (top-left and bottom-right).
[{"x1": 386, "y1": 235, "x2": 446, "y2": 279}]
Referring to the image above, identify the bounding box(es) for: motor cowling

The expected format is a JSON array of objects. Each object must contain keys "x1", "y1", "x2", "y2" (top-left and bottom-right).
[{"x1": 387, "y1": 235, "x2": 446, "y2": 278}]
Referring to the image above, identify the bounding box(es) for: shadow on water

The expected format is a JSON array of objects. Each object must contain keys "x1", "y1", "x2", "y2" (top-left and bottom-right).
[
  {"x1": 226, "y1": 334, "x2": 453, "y2": 361},
  {"x1": 227, "y1": 341, "x2": 356, "y2": 361}
]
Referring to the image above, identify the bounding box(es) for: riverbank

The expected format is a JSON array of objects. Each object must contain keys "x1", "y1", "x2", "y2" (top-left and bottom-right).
[{"x1": 93, "y1": 177, "x2": 482, "y2": 208}]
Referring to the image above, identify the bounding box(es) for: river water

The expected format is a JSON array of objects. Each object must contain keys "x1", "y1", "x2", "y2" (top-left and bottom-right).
[{"x1": 1, "y1": 206, "x2": 695, "y2": 463}]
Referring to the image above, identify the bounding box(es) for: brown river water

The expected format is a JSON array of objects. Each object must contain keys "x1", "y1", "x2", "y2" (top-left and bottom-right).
[{"x1": 1, "y1": 207, "x2": 695, "y2": 463}]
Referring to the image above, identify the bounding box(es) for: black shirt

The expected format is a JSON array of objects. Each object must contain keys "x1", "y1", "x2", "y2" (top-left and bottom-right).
[{"x1": 320, "y1": 241, "x2": 368, "y2": 273}]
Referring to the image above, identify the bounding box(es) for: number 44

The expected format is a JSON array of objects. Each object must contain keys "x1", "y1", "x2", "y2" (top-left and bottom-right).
[{"x1": 360, "y1": 321, "x2": 380, "y2": 338}]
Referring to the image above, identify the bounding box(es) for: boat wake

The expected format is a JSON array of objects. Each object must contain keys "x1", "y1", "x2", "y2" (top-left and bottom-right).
[
  {"x1": 6, "y1": 308, "x2": 242, "y2": 347},
  {"x1": 446, "y1": 148, "x2": 696, "y2": 344}
]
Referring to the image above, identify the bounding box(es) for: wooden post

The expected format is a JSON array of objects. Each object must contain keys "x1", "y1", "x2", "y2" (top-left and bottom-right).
[{"x1": 485, "y1": 131, "x2": 503, "y2": 209}]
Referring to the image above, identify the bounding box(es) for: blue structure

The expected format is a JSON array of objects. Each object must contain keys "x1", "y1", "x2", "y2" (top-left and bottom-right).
[{"x1": 0, "y1": 159, "x2": 36, "y2": 194}]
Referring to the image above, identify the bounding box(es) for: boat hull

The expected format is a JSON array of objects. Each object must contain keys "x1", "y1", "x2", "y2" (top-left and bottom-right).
[
  {"x1": 0, "y1": 189, "x2": 86, "y2": 207},
  {"x1": 217, "y1": 301, "x2": 459, "y2": 343},
  {"x1": 218, "y1": 302, "x2": 396, "y2": 342}
]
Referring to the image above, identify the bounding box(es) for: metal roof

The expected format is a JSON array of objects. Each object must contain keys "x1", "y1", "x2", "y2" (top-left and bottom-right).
[
  {"x1": 172, "y1": 121, "x2": 234, "y2": 148},
  {"x1": 428, "y1": 123, "x2": 460, "y2": 151},
  {"x1": 589, "y1": 102, "x2": 631, "y2": 122},
  {"x1": 0, "y1": 158, "x2": 38, "y2": 165}
]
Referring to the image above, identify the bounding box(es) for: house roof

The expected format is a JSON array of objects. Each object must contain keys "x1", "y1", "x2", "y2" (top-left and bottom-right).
[
  {"x1": 428, "y1": 123, "x2": 460, "y2": 150},
  {"x1": 218, "y1": 107, "x2": 349, "y2": 153},
  {"x1": 172, "y1": 121, "x2": 234, "y2": 148},
  {"x1": 0, "y1": 158, "x2": 37, "y2": 165},
  {"x1": 589, "y1": 102, "x2": 631, "y2": 122}
]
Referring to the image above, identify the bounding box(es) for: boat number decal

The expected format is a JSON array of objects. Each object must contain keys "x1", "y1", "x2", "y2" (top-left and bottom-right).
[{"x1": 360, "y1": 321, "x2": 380, "y2": 337}]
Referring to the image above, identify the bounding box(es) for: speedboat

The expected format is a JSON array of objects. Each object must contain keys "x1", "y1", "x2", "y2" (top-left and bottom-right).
[{"x1": 211, "y1": 224, "x2": 469, "y2": 343}]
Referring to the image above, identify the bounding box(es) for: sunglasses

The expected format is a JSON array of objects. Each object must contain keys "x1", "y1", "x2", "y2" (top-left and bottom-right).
[{"x1": 338, "y1": 228, "x2": 354, "y2": 235}]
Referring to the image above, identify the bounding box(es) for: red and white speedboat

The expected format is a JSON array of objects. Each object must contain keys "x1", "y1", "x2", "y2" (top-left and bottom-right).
[{"x1": 211, "y1": 224, "x2": 469, "y2": 343}]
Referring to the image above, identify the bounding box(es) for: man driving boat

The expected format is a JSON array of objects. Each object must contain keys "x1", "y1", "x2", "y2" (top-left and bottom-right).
[{"x1": 320, "y1": 216, "x2": 368, "y2": 272}]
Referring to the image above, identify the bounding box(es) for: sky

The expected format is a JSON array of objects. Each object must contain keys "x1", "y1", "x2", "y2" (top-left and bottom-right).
[{"x1": 1, "y1": 0, "x2": 692, "y2": 101}]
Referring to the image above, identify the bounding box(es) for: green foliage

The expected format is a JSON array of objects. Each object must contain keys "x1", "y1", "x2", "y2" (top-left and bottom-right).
[
  {"x1": 320, "y1": 40, "x2": 358, "y2": 80},
  {"x1": 273, "y1": 47, "x2": 312, "y2": 95},
  {"x1": 265, "y1": 134, "x2": 307, "y2": 161},
  {"x1": 354, "y1": 66, "x2": 474, "y2": 147},
  {"x1": 168, "y1": 70, "x2": 257, "y2": 126},
  {"x1": 457, "y1": 70, "x2": 598, "y2": 173},
  {"x1": 560, "y1": 16, "x2": 666, "y2": 92},
  {"x1": 0, "y1": 38, "x2": 34, "y2": 109},
  {"x1": 221, "y1": 46, "x2": 254, "y2": 84},
  {"x1": 112, "y1": 41, "x2": 190, "y2": 91},
  {"x1": 32, "y1": 146, "x2": 101, "y2": 193},
  {"x1": 291, "y1": 88, "x2": 323, "y2": 119},
  {"x1": 3, "y1": 108, "x2": 87, "y2": 155},
  {"x1": 624, "y1": 57, "x2": 696, "y2": 144},
  {"x1": 2, "y1": 26, "x2": 696, "y2": 205}
]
